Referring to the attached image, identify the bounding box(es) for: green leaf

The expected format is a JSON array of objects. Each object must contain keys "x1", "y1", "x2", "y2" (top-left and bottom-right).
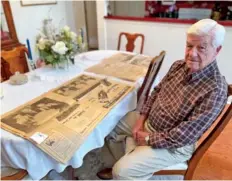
[{"x1": 45, "y1": 55, "x2": 54, "y2": 63}]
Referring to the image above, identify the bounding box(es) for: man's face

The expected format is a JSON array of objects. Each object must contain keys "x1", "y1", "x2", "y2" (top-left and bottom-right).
[{"x1": 185, "y1": 34, "x2": 220, "y2": 73}]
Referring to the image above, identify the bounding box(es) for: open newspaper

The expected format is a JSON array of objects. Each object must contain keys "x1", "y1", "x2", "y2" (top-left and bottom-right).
[
  {"x1": 86, "y1": 53, "x2": 154, "y2": 82},
  {"x1": 1, "y1": 74, "x2": 134, "y2": 163}
]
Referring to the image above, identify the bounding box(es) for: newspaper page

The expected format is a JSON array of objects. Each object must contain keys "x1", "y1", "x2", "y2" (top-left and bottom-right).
[
  {"x1": 102, "y1": 53, "x2": 135, "y2": 64},
  {"x1": 1, "y1": 74, "x2": 134, "y2": 163},
  {"x1": 51, "y1": 74, "x2": 102, "y2": 101},
  {"x1": 129, "y1": 55, "x2": 153, "y2": 68},
  {"x1": 35, "y1": 122, "x2": 84, "y2": 163},
  {"x1": 56, "y1": 80, "x2": 133, "y2": 137},
  {"x1": 0, "y1": 93, "x2": 75, "y2": 137},
  {"x1": 86, "y1": 62, "x2": 148, "y2": 82},
  {"x1": 86, "y1": 53, "x2": 154, "y2": 81}
]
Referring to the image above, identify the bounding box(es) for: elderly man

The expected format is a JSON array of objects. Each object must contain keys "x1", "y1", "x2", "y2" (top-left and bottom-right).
[{"x1": 97, "y1": 19, "x2": 228, "y2": 180}]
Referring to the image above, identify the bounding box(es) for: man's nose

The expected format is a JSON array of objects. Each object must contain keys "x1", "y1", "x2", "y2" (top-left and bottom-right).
[{"x1": 189, "y1": 47, "x2": 198, "y2": 57}]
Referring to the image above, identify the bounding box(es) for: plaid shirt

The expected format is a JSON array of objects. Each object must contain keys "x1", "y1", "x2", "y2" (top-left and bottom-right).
[{"x1": 140, "y1": 60, "x2": 227, "y2": 149}]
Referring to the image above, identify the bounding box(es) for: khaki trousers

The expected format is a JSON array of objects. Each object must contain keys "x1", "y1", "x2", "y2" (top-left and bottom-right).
[{"x1": 104, "y1": 111, "x2": 195, "y2": 180}]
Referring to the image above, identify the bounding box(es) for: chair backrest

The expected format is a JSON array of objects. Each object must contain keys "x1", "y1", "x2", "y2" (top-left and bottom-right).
[
  {"x1": 117, "y1": 32, "x2": 145, "y2": 54},
  {"x1": 1, "y1": 46, "x2": 29, "y2": 80},
  {"x1": 137, "y1": 51, "x2": 166, "y2": 110},
  {"x1": 185, "y1": 85, "x2": 232, "y2": 179},
  {"x1": 1, "y1": 57, "x2": 12, "y2": 82}
]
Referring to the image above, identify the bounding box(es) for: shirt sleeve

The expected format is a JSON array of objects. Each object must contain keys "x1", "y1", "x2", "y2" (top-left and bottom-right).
[
  {"x1": 149, "y1": 89, "x2": 227, "y2": 149},
  {"x1": 139, "y1": 60, "x2": 183, "y2": 116}
]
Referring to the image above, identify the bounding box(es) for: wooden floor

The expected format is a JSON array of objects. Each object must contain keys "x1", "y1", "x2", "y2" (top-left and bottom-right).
[{"x1": 193, "y1": 119, "x2": 232, "y2": 180}]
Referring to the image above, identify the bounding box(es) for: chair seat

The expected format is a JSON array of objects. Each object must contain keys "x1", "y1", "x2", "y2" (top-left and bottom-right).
[
  {"x1": 1, "y1": 167, "x2": 29, "y2": 180},
  {"x1": 97, "y1": 162, "x2": 188, "y2": 180},
  {"x1": 164, "y1": 162, "x2": 188, "y2": 170}
]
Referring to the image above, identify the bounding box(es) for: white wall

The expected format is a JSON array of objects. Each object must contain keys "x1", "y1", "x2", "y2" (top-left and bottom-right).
[
  {"x1": 9, "y1": 0, "x2": 76, "y2": 65},
  {"x1": 96, "y1": 1, "x2": 232, "y2": 83}
]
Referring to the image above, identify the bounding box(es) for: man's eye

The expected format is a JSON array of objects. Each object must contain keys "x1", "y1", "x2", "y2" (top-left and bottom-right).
[
  {"x1": 187, "y1": 45, "x2": 192, "y2": 48},
  {"x1": 199, "y1": 46, "x2": 206, "y2": 50}
]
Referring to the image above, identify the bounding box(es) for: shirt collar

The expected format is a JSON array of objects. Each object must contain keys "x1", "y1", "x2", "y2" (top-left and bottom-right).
[{"x1": 184, "y1": 60, "x2": 218, "y2": 82}]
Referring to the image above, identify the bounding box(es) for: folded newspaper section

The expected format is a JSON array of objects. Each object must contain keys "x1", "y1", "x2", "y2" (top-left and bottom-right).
[
  {"x1": 1, "y1": 74, "x2": 134, "y2": 163},
  {"x1": 86, "y1": 53, "x2": 154, "y2": 82}
]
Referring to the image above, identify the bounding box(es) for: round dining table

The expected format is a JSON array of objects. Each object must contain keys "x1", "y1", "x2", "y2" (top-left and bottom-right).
[{"x1": 0, "y1": 50, "x2": 146, "y2": 179}]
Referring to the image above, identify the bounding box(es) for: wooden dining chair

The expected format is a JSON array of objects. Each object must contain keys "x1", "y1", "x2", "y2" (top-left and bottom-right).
[
  {"x1": 1, "y1": 58, "x2": 11, "y2": 82},
  {"x1": 117, "y1": 32, "x2": 145, "y2": 54},
  {"x1": 1, "y1": 168, "x2": 28, "y2": 180},
  {"x1": 137, "y1": 51, "x2": 166, "y2": 110},
  {"x1": 1, "y1": 46, "x2": 29, "y2": 81},
  {"x1": 152, "y1": 84, "x2": 232, "y2": 180}
]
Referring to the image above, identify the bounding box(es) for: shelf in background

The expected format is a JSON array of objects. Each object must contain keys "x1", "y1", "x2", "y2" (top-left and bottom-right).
[{"x1": 104, "y1": 16, "x2": 232, "y2": 27}]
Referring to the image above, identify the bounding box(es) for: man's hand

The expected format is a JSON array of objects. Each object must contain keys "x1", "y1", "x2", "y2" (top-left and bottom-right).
[
  {"x1": 132, "y1": 115, "x2": 147, "y2": 139},
  {"x1": 136, "y1": 130, "x2": 150, "y2": 146}
]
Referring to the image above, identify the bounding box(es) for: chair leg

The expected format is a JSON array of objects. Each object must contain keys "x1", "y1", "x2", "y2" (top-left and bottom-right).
[
  {"x1": 97, "y1": 168, "x2": 113, "y2": 180},
  {"x1": 67, "y1": 166, "x2": 79, "y2": 180},
  {"x1": 1, "y1": 170, "x2": 28, "y2": 180}
]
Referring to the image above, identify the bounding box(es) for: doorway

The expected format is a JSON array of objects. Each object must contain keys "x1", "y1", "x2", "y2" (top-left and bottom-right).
[{"x1": 84, "y1": 0, "x2": 99, "y2": 50}]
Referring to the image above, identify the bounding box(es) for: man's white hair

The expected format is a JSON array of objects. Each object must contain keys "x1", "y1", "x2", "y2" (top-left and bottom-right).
[{"x1": 187, "y1": 19, "x2": 226, "y2": 48}]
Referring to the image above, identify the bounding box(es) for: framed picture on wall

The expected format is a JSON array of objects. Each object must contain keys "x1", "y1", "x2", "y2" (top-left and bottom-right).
[{"x1": 21, "y1": 0, "x2": 57, "y2": 6}]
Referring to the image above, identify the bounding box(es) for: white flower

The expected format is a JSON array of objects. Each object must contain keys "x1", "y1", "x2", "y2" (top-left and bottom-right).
[
  {"x1": 37, "y1": 38, "x2": 47, "y2": 50},
  {"x1": 63, "y1": 26, "x2": 70, "y2": 32},
  {"x1": 70, "y1": 32, "x2": 77, "y2": 40},
  {"x1": 52, "y1": 41, "x2": 68, "y2": 55}
]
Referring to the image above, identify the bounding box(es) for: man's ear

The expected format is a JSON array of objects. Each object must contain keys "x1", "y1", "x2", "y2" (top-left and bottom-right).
[{"x1": 216, "y1": 45, "x2": 222, "y2": 54}]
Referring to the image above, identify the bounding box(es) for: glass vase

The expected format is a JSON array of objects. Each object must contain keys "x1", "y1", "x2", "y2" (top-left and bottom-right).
[{"x1": 53, "y1": 59, "x2": 70, "y2": 70}]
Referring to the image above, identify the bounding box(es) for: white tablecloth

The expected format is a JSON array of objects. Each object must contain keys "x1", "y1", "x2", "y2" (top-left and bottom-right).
[{"x1": 0, "y1": 50, "x2": 142, "y2": 180}]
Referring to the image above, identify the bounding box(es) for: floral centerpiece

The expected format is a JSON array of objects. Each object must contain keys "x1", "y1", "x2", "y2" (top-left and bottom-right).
[{"x1": 36, "y1": 19, "x2": 84, "y2": 68}]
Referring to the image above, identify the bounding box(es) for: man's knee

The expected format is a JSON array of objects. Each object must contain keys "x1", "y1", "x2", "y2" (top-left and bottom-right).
[
  {"x1": 112, "y1": 155, "x2": 144, "y2": 180},
  {"x1": 112, "y1": 159, "x2": 130, "y2": 179}
]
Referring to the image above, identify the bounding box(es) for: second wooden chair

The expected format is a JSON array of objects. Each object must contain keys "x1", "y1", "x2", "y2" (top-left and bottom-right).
[{"x1": 117, "y1": 32, "x2": 145, "y2": 54}]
